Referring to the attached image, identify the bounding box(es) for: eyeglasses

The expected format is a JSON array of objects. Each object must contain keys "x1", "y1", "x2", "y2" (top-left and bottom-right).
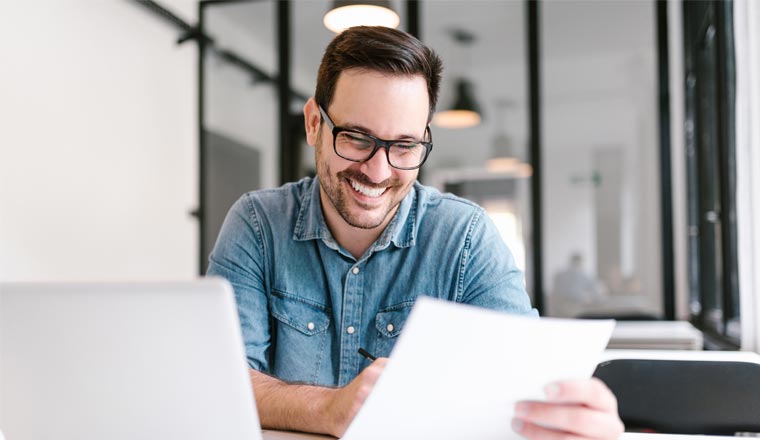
[{"x1": 318, "y1": 105, "x2": 433, "y2": 170}]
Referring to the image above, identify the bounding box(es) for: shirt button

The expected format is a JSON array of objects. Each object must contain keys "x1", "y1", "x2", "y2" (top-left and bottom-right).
[
  {"x1": 386, "y1": 323, "x2": 394, "y2": 332},
  {"x1": 347, "y1": 326, "x2": 355, "y2": 334},
  {"x1": 307, "y1": 322, "x2": 315, "y2": 331},
  {"x1": 352, "y1": 267, "x2": 360, "y2": 274}
]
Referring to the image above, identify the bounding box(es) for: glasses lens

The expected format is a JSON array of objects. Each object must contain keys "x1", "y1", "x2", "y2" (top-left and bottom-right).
[
  {"x1": 335, "y1": 131, "x2": 375, "y2": 160},
  {"x1": 388, "y1": 143, "x2": 426, "y2": 169}
]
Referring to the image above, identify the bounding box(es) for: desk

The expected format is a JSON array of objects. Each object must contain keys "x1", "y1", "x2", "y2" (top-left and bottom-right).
[
  {"x1": 262, "y1": 430, "x2": 331, "y2": 439},
  {"x1": 261, "y1": 430, "x2": 733, "y2": 439},
  {"x1": 600, "y1": 349, "x2": 760, "y2": 363},
  {"x1": 608, "y1": 321, "x2": 703, "y2": 350}
]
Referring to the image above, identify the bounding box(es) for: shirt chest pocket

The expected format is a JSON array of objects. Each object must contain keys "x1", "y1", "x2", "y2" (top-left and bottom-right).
[
  {"x1": 374, "y1": 302, "x2": 414, "y2": 357},
  {"x1": 269, "y1": 292, "x2": 331, "y2": 384},
  {"x1": 270, "y1": 292, "x2": 331, "y2": 336}
]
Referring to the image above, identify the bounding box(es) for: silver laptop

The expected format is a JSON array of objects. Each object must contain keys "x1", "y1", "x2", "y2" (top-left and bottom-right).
[{"x1": 0, "y1": 279, "x2": 262, "y2": 440}]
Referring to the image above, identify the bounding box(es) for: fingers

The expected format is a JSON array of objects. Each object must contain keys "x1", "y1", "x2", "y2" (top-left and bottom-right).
[
  {"x1": 351, "y1": 357, "x2": 390, "y2": 401},
  {"x1": 353, "y1": 358, "x2": 388, "y2": 402},
  {"x1": 513, "y1": 401, "x2": 623, "y2": 439},
  {"x1": 544, "y1": 378, "x2": 618, "y2": 413},
  {"x1": 512, "y1": 418, "x2": 586, "y2": 440},
  {"x1": 330, "y1": 357, "x2": 390, "y2": 437},
  {"x1": 513, "y1": 378, "x2": 624, "y2": 440},
  {"x1": 362, "y1": 357, "x2": 389, "y2": 378}
]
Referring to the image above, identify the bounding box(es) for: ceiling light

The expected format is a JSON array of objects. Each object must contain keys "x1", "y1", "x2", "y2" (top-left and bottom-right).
[
  {"x1": 323, "y1": 1, "x2": 400, "y2": 34},
  {"x1": 486, "y1": 99, "x2": 518, "y2": 171},
  {"x1": 433, "y1": 79, "x2": 482, "y2": 129}
]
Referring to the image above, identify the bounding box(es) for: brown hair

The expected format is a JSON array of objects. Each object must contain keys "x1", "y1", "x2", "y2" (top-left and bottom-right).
[{"x1": 315, "y1": 26, "x2": 443, "y2": 120}]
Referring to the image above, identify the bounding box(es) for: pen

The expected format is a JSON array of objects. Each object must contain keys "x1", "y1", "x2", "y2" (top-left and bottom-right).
[{"x1": 357, "y1": 347, "x2": 377, "y2": 362}]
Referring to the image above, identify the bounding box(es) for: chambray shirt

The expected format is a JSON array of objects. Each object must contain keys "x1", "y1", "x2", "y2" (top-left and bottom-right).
[{"x1": 207, "y1": 177, "x2": 537, "y2": 387}]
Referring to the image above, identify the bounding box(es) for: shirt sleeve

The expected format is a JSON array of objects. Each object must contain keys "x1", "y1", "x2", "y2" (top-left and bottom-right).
[
  {"x1": 457, "y1": 208, "x2": 539, "y2": 317},
  {"x1": 206, "y1": 195, "x2": 272, "y2": 371}
]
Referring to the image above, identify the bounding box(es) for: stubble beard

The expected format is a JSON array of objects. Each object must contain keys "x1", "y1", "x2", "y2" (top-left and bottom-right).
[{"x1": 316, "y1": 149, "x2": 405, "y2": 231}]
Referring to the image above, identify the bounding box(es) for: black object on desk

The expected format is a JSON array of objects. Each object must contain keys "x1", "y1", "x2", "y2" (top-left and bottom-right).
[{"x1": 593, "y1": 358, "x2": 760, "y2": 435}]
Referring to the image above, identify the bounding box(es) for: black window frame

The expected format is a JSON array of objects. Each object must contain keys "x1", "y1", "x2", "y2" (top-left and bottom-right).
[{"x1": 683, "y1": 0, "x2": 740, "y2": 349}]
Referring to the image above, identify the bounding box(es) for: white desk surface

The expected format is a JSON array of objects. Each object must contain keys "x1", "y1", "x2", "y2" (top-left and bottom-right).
[
  {"x1": 600, "y1": 348, "x2": 760, "y2": 363},
  {"x1": 262, "y1": 430, "x2": 733, "y2": 439},
  {"x1": 262, "y1": 430, "x2": 331, "y2": 439}
]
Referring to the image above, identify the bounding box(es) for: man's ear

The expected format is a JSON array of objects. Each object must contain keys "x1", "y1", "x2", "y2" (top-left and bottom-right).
[{"x1": 303, "y1": 97, "x2": 322, "y2": 147}]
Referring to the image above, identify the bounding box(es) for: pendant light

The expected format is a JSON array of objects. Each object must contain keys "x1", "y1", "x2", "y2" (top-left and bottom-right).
[
  {"x1": 486, "y1": 99, "x2": 532, "y2": 177},
  {"x1": 487, "y1": 99, "x2": 518, "y2": 172},
  {"x1": 433, "y1": 29, "x2": 483, "y2": 129},
  {"x1": 433, "y1": 78, "x2": 482, "y2": 129},
  {"x1": 323, "y1": 0, "x2": 400, "y2": 34}
]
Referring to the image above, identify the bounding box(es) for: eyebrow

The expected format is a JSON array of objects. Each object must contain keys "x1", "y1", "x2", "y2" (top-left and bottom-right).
[{"x1": 340, "y1": 122, "x2": 421, "y2": 142}]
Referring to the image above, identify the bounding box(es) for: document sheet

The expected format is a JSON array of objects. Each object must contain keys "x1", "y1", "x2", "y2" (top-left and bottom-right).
[{"x1": 342, "y1": 297, "x2": 614, "y2": 440}]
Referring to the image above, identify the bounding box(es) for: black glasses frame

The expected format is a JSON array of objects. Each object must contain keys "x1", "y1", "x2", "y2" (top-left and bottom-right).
[{"x1": 318, "y1": 105, "x2": 433, "y2": 170}]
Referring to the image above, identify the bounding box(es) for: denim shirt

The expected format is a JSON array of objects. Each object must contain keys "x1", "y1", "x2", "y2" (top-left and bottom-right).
[{"x1": 207, "y1": 177, "x2": 537, "y2": 387}]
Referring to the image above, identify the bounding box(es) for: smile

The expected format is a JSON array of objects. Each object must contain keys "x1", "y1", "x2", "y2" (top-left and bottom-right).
[{"x1": 348, "y1": 179, "x2": 387, "y2": 198}]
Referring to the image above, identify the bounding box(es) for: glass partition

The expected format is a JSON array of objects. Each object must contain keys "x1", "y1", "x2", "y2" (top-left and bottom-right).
[
  {"x1": 420, "y1": 0, "x2": 534, "y2": 298},
  {"x1": 541, "y1": 0, "x2": 663, "y2": 318},
  {"x1": 201, "y1": 0, "x2": 278, "y2": 272}
]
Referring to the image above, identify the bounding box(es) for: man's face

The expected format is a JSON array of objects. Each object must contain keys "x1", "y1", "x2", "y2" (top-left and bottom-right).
[{"x1": 307, "y1": 69, "x2": 430, "y2": 231}]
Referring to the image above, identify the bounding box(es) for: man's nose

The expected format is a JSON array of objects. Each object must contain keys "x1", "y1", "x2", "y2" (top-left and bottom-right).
[{"x1": 360, "y1": 147, "x2": 393, "y2": 183}]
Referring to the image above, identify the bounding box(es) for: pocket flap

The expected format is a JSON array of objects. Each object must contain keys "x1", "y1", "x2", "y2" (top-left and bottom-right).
[
  {"x1": 375, "y1": 303, "x2": 414, "y2": 338},
  {"x1": 270, "y1": 293, "x2": 330, "y2": 336}
]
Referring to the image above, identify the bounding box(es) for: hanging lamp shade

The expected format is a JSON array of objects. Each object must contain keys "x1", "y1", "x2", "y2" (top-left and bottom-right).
[
  {"x1": 516, "y1": 162, "x2": 533, "y2": 177},
  {"x1": 487, "y1": 132, "x2": 520, "y2": 172},
  {"x1": 486, "y1": 99, "x2": 519, "y2": 172},
  {"x1": 433, "y1": 79, "x2": 482, "y2": 129},
  {"x1": 323, "y1": 0, "x2": 400, "y2": 34}
]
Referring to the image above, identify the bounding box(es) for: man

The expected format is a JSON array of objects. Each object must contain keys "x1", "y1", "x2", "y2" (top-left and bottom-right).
[
  {"x1": 208, "y1": 26, "x2": 623, "y2": 439},
  {"x1": 551, "y1": 253, "x2": 603, "y2": 317}
]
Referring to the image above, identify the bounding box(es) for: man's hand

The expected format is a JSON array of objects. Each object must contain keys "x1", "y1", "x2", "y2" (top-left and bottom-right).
[
  {"x1": 325, "y1": 357, "x2": 388, "y2": 437},
  {"x1": 512, "y1": 377, "x2": 624, "y2": 440},
  {"x1": 249, "y1": 358, "x2": 388, "y2": 438}
]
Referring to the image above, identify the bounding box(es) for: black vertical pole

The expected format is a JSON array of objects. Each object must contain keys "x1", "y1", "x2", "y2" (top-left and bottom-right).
[
  {"x1": 717, "y1": 0, "x2": 739, "y2": 331},
  {"x1": 527, "y1": 0, "x2": 544, "y2": 313},
  {"x1": 278, "y1": 0, "x2": 292, "y2": 185},
  {"x1": 198, "y1": 1, "x2": 207, "y2": 275},
  {"x1": 656, "y1": 0, "x2": 676, "y2": 320},
  {"x1": 406, "y1": 0, "x2": 420, "y2": 38},
  {"x1": 406, "y1": 0, "x2": 423, "y2": 182}
]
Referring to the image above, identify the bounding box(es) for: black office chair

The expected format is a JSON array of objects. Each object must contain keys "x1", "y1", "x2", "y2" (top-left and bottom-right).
[{"x1": 593, "y1": 358, "x2": 760, "y2": 435}]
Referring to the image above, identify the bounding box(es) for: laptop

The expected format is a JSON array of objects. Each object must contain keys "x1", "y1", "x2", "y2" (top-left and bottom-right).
[{"x1": 0, "y1": 278, "x2": 262, "y2": 440}]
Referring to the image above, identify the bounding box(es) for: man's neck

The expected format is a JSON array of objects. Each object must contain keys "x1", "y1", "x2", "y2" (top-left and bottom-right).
[
  {"x1": 319, "y1": 194, "x2": 397, "y2": 260},
  {"x1": 332, "y1": 224, "x2": 384, "y2": 260}
]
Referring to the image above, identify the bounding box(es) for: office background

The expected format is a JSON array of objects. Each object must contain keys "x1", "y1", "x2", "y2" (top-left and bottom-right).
[{"x1": 1, "y1": 0, "x2": 759, "y2": 351}]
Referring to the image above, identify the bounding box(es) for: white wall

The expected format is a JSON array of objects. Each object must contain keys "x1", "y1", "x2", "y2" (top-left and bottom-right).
[{"x1": 0, "y1": 1, "x2": 198, "y2": 281}]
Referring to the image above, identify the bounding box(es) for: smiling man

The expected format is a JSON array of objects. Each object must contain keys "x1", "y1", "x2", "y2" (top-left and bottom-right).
[
  {"x1": 208, "y1": 26, "x2": 623, "y2": 439},
  {"x1": 311, "y1": 68, "x2": 429, "y2": 260}
]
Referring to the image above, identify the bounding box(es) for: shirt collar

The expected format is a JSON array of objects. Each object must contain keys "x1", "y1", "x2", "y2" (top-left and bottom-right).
[{"x1": 293, "y1": 176, "x2": 417, "y2": 250}]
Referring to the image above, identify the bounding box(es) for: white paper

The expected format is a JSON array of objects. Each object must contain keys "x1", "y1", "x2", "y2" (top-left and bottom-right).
[{"x1": 342, "y1": 297, "x2": 614, "y2": 440}]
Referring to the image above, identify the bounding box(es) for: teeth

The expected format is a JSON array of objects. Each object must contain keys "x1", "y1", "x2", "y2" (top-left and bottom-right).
[{"x1": 349, "y1": 179, "x2": 386, "y2": 198}]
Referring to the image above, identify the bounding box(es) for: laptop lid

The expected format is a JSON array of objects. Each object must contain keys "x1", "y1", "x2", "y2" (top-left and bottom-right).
[{"x1": 0, "y1": 278, "x2": 261, "y2": 440}]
